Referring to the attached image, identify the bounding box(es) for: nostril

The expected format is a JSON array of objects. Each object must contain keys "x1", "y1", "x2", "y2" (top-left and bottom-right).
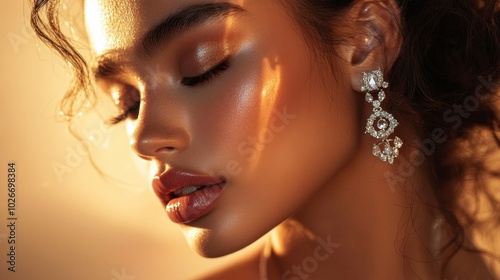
[{"x1": 157, "y1": 146, "x2": 177, "y2": 153}]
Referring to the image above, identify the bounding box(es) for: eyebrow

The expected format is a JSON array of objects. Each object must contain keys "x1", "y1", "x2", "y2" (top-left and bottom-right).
[{"x1": 92, "y1": 2, "x2": 244, "y2": 81}]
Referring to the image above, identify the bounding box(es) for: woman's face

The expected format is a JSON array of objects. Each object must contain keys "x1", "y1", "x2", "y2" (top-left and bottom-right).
[{"x1": 86, "y1": 0, "x2": 360, "y2": 257}]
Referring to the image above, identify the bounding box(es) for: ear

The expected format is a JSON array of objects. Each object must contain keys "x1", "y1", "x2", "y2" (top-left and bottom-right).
[{"x1": 339, "y1": 0, "x2": 402, "y2": 92}]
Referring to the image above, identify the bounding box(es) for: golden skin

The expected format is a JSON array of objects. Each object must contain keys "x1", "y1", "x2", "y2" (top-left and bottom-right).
[{"x1": 85, "y1": 0, "x2": 495, "y2": 279}]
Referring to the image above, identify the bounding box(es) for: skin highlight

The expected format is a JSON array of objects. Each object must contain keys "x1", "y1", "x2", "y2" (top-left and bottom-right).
[
  {"x1": 87, "y1": 0, "x2": 360, "y2": 257},
  {"x1": 30, "y1": 0, "x2": 500, "y2": 279}
]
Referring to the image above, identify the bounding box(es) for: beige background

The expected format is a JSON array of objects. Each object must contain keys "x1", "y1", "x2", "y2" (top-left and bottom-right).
[{"x1": 0, "y1": 1, "x2": 261, "y2": 279}]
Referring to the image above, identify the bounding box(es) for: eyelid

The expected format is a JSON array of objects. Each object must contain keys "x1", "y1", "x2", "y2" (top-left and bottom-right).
[
  {"x1": 107, "y1": 101, "x2": 140, "y2": 125},
  {"x1": 109, "y1": 83, "x2": 140, "y2": 105},
  {"x1": 179, "y1": 37, "x2": 234, "y2": 75},
  {"x1": 104, "y1": 83, "x2": 142, "y2": 125},
  {"x1": 194, "y1": 42, "x2": 230, "y2": 70},
  {"x1": 181, "y1": 59, "x2": 230, "y2": 86}
]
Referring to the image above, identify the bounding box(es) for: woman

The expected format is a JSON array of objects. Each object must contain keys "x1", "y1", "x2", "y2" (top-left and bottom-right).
[{"x1": 31, "y1": 0, "x2": 500, "y2": 279}]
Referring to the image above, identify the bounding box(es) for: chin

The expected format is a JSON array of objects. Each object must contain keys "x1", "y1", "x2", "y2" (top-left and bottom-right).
[
  {"x1": 181, "y1": 228, "x2": 251, "y2": 258},
  {"x1": 181, "y1": 221, "x2": 270, "y2": 258}
]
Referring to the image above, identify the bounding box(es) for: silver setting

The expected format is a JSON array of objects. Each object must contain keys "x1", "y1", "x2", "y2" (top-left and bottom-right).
[{"x1": 361, "y1": 68, "x2": 402, "y2": 164}]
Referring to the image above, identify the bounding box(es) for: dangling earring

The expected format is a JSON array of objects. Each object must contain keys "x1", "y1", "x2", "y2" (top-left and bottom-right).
[{"x1": 361, "y1": 68, "x2": 402, "y2": 165}]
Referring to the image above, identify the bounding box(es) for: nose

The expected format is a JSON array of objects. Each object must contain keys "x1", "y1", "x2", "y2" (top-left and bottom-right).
[{"x1": 130, "y1": 101, "x2": 190, "y2": 161}]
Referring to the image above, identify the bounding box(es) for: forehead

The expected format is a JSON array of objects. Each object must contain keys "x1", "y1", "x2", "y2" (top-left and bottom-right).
[{"x1": 84, "y1": 0, "x2": 212, "y2": 54}]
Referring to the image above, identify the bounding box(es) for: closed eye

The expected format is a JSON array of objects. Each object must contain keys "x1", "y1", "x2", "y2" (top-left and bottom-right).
[
  {"x1": 181, "y1": 59, "x2": 230, "y2": 86},
  {"x1": 106, "y1": 59, "x2": 230, "y2": 125},
  {"x1": 107, "y1": 101, "x2": 140, "y2": 125}
]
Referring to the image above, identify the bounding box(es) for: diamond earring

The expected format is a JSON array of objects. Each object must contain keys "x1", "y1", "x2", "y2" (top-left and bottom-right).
[{"x1": 361, "y1": 68, "x2": 402, "y2": 165}]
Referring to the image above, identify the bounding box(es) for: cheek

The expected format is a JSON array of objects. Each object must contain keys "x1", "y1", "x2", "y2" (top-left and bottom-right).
[
  {"x1": 240, "y1": 66, "x2": 357, "y2": 214},
  {"x1": 172, "y1": 1, "x2": 359, "y2": 255},
  {"x1": 182, "y1": 43, "x2": 359, "y2": 257},
  {"x1": 208, "y1": 45, "x2": 359, "y2": 194},
  {"x1": 186, "y1": 45, "x2": 283, "y2": 171},
  {"x1": 214, "y1": 67, "x2": 358, "y2": 257}
]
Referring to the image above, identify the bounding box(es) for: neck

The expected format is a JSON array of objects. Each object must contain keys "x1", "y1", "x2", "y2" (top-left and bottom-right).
[{"x1": 266, "y1": 137, "x2": 443, "y2": 280}]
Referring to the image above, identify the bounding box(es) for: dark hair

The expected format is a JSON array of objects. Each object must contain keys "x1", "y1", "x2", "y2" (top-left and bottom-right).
[
  {"x1": 31, "y1": 0, "x2": 500, "y2": 275},
  {"x1": 279, "y1": 0, "x2": 500, "y2": 270}
]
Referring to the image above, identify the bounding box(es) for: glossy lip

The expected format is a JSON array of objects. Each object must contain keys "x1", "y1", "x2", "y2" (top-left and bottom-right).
[{"x1": 152, "y1": 168, "x2": 227, "y2": 223}]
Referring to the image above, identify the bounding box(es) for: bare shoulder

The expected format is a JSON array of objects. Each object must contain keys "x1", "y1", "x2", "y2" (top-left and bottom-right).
[{"x1": 193, "y1": 251, "x2": 261, "y2": 280}]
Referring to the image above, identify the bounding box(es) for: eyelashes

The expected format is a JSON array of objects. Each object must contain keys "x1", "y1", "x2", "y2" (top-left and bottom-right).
[
  {"x1": 182, "y1": 59, "x2": 230, "y2": 86},
  {"x1": 107, "y1": 59, "x2": 231, "y2": 125},
  {"x1": 107, "y1": 101, "x2": 140, "y2": 125}
]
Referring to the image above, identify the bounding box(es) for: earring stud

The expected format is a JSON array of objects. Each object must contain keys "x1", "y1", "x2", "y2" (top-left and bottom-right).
[{"x1": 361, "y1": 68, "x2": 402, "y2": 165}]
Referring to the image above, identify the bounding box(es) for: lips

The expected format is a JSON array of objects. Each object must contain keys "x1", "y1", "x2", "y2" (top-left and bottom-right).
[{"x1": 152, "y1": 168, "x2": 227, "y2": 224}]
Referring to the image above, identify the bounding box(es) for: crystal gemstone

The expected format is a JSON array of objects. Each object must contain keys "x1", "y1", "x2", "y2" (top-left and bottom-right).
[{"x1": 377, "y1": 118, "x2": 389, "y2": 130}]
